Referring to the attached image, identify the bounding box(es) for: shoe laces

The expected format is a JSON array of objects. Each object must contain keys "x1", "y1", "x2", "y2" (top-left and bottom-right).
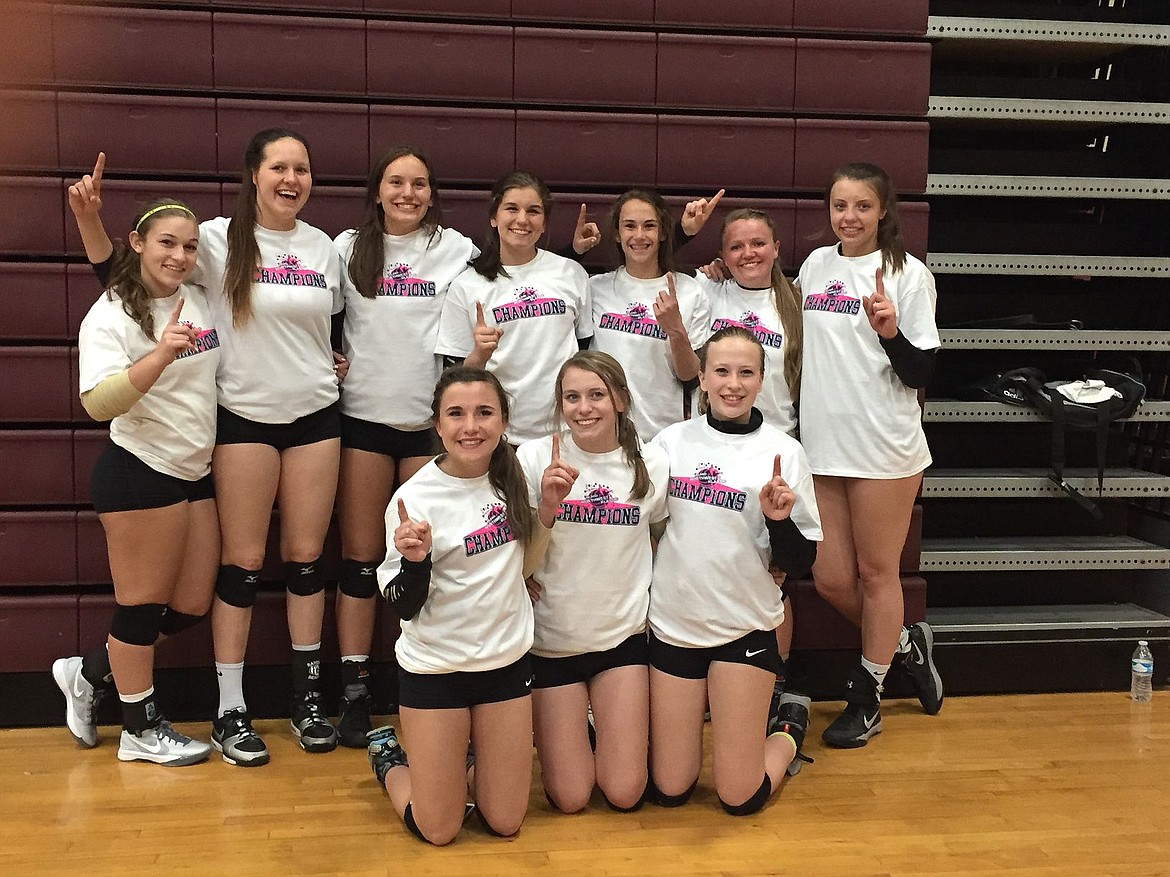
[
  {"x1": 220, "y1": 711, "x2": 258, "y2": 740},
  {"x1": 297, "y1": 693, "x2": 329, "y2": 723},
  {"x1": 154, "y1": 720, "x2": 194, "y2": 746}
]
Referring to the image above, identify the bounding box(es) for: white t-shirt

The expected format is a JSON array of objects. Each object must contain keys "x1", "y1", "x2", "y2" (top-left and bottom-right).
[
  {"x1": 649, "y1": 415, "x2": 822, "y2": 649},
  {"x1": 435, "y1": 249, "x2": 592, "y2": 444},
  {"x1": 78, "y1": 285, "x2": 220, "y2": 481},
  {"x1": 516, "y1": 432, "x2": 669, "y2": 657},
  {"x1": 335, "y1": 226, "x2": 477, "y2": 432},
  {"x1": 797, "y1": 246, "x2": 940, "y2": 478},
  {"x1": 378, "y1": 459, "x2": 534, "y2": 674},
  {"x1": 193, "y1": 217, "x2": 344, "y2": 424},
  {"x1": 590, "y1": 268, "x2": 710, "y2": 441},
  {"x1": 694, "y1": 274, "x2": 797, "y2": 436}
]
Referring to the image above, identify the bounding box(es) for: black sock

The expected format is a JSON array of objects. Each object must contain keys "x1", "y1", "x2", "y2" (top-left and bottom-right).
[
  {"x1": 291, "y1": 647, "x2": 322, "y2": 699},
  {"x1": 341, "y1": 659, "x2": 370, "y2": 690},
  {"x1": 82, "y1": 645, "x2": 113, "y2": 689},
  {"x1": 122, "y1": 695, "x2": 160, "y2": 734}
]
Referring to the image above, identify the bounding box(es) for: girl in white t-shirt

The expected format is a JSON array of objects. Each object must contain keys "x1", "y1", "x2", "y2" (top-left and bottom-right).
[
  {"x1": 194, "y1": 129, "x2": 347, "y2": 764},
  {"x1": 55, "y1": 184, "x2": 219, "y2": 767},
  {"x1": 797, "y1": 163, "x2": 944, "y2": 749},
  {"x1": 367, "y1": 367, "x2": 554, "y2": 845},
  {"x1": 435, "y1": 172, "x2": 593, "y2": 444},
  {"x1": 331, "y1": 147, "x2": 477, "y2": 747},
  {"x1": 649, "y1": 327, "x2": 822, "y2": 815},
  {"x1": 516, "y1": 351, "x2": 669, "y2": 814},
  {"x1": 695, "y1": 208, "x2": 809, "y2": 740},
  {"x1": 590, "y1": 190, "x2": 710, "y2": 441}
]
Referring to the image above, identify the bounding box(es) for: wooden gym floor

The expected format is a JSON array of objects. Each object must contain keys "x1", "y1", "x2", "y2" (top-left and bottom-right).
[{"x1": 2, "y1": 692, "x2": 1167, "y2": 877}]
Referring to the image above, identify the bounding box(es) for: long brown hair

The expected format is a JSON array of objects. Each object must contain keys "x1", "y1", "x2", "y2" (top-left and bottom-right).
[
  {"x1": 826, "y1": 162, "x2": 906, "y2": 274},
  {"x1": 105, "y1": 198, "x2": 198, "y2": 341},
  {"x1": 348, "y1": 146, "x2": 442, "y2": 299},
  {"x1": 471, "y1": 171, "x2": 552, "y2": 282},
  {"x1": 431, "y1": 366, "x2": 536, "y2": 545},
  {"x1": 719, "y1": 208, "x2": 803, "y2": 402},
  {"x1": 696, "y1": 326, "x2": 766, "y2": 416},
  {"x1": 223, "y1": 128, "x2": 312, "y2": 326},
  {"x1": 607, "y1": 189, "x2": 677, "y2": 276},
  {"x1": 553, "y1": 351, "x2": 651, "y2": 500}
]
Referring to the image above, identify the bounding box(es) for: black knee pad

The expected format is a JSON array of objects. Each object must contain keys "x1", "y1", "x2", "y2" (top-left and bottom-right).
[
  {"x1": 402, "y1": 804, "x2": 430, "y2": 844},
  {"x1": 216, "y1": 565, "x2": 261, "y2": 608},
  {"x1": 601, "y1": 785, "x2": 647, "y2": 813},
  {"x1": 720, "y1": 775, "x2": 772, "y2": 817},
  {"x1": 338, "y1": 557, "x2": 381, "y2": 599},
  {"x1": 653, "y1": 778, "x2": 698, "y2": 808},
  {"x1": 286, "y1": 557, "x2": 325, "y2": 597},
  {"x1": 109, "y1": 602, "x2": 166, "y2": 647},
  {"x1": 158, "y1": 608, "x2": 206, "y2": 637},
  {"x1": 476, "y1": 807, "x2": 517, "y2": 838}
]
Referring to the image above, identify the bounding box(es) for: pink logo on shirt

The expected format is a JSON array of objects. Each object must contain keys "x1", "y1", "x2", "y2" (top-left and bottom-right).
[
  {"x1": 711, "y1": 311, "x2": 783, "y2": 349},
  {"x1": 492, "y1": 287, "x2": 568, "y2": 324},
  {"x1": 464, "y1": 502, "x2": 515, "y2": 556},
  {"x1": 377, "y1": 262, "x2": 437, "y2": 297},
  {"x1": 803, "y1": 279, "x2": 860, "y2": 315},
  {"x1": 669, "y1": 463, "x2": 747, "y2": 512},
  {"x1": 597, "y1": 301, "x2": 667, "y2": 340},
  {"x1": 254, "y1": 253, "x2": 328, "y2": 288},
  {"x1": 175, "y1": 323, "x2": 220, "y2": 360},
  {"x1": 557, "y1": 482, "x2": 641, "y2": 526}
]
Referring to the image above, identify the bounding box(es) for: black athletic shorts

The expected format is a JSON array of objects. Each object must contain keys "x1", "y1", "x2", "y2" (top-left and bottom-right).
[
  {"x1": 530, "y1": 632, "x2": 648, "y2": 690},
  {"x1": 215, "y1": 402, "x2": 340, "y2": 450},
  {"x1": 340, "y1": 413, "x2": 439, "y2": 460},
  {"x1": 90, "y1": 441, "x2": 215, "y2": 513},
  {"x1": 648, "y1": 629, "x2": 780, "y2": 680},
  {"x1": 398, "y1": 654, "x2": 533, "y2": 710}
]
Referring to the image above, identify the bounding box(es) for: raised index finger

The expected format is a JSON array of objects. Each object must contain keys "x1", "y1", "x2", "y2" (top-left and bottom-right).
[
  {"x1": 169, "y1": 296, "x2": 185, "y2": 324},
  {"x1": 666, "y1": 272, "x2": 677, "y2": 297},
  {"x1": 873, "y1": 267, "x2": 885, "y2": 300},
  {"x1": 475, "y1": 300, "x2": 487, "y2": 327},
  {"x1": 706, "y1": 188, "x2": 725, "y2": 213},
  {"x1": 576, "y1": 203, "x2": 588, "y2": 229},
  {"x1": 551, "y1": 432, "x2": 561, "y2": 464},
  {"x1": 397, "y1": 498, "x2": 410, "y2": 525},
  {"x1": 773, "y1": 454, "x2": 782, "y2": 480},
  {"x1": 92, "y1": 152, "x2": 106, "y2": 186}
]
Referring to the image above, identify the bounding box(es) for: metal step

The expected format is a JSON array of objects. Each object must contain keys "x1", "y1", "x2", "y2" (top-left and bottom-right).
[
  {"x1": 923, "y1": 468, "x2": 1170, "y2": 498},
  {"x1": 927, "y1": 174, "x2": 1170, "y2": 199},
  {"x1": 929, "y1": 96, "x2": 1170, "y2": 124},
  {"x1": 920, "y1": 535, "x2": 1170, "y2": 570},
  {"x1": 938, "y1": 328, "x2": 1170, "y2": 350},
  {"x1": 927, "y1": 602, "x2": 1170, "y2": 644},
  {"x1": 927, "y1": 16, "x2": 1170, "y2": 50},
  {"x1": 927, "y1": 253, "x2": 1170, "y2": 276},
  {"x1": 924, "y1": 400, "x2": 1170, "y2": 422}
]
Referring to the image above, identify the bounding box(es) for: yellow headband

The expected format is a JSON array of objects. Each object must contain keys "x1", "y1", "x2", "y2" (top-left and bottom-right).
[{"x1": 135, "y1": 203, "x2": 196, "y2": 232}]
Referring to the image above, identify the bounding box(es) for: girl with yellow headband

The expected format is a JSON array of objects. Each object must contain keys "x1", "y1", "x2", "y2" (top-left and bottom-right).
[{"x1": 54, "y1": 154, "x2": 221, "y2": 766}]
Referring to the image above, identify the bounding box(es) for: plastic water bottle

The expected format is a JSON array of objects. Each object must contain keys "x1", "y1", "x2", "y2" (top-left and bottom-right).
[{"x1": 1131, "y1": 641, "x2": 1154, "y2": 702}]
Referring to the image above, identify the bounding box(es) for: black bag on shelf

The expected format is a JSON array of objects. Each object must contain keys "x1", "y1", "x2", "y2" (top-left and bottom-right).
[{"x1": 994, "y1": 362, "x2": 1146, "y2": 517}]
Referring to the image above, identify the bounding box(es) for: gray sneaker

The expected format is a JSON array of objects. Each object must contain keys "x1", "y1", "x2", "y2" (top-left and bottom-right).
[
  {"x1": 52, "y1": 656, "x2": 99, "y2": 748},
  {"x1": 117, "y1": 720, "x2": 212, "y2": 766},
  {"x1": 211, "y1": 708, "x2": 270, "y2": 767}
]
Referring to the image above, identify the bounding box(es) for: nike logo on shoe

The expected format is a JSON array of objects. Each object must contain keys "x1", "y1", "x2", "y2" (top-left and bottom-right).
[
  {"x1": 911, "y1": 643, "x2": 926, "y2": 666},
  {"x1": 130, "y1": 733, "x2": 166, "y2": 755},
  {"x1": 862, "y1": 711, "x2": 879, "y2": 730},
  {"x1": 745, "y1": 648, "x2": 767, "y2": 658},
  {"x1": 524, "y1": 677, "x2": 534, "y2": 688}
]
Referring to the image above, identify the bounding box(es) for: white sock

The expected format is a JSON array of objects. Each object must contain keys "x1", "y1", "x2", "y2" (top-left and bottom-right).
[
  {"x1": 896, "y1": 627, "x2": 912, "y2": 654},
  {"x1": 860, "y1": 657, "x2": 890, "y2": 693},
  {"x1": 341, "y1": 654, "x2": 369, "y2": 664},
  {"x1": 120, "y1": 686, "x2": 154, "y2": 704},
  {"x1": 216, "y1": 661, "x2": 246, "y2": 717},
  {"x1": 291, "y1": 641, "x2": 322, "y2": 651}
]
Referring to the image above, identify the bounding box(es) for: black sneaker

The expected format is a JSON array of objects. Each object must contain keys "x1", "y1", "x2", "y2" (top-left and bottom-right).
[
  {"x1": 768, "y1": 692, "x2": 814, "y2": 775},
  {"x1": 822, "y1": 664, "x2": 882, "y2": 749},
  {"x1": 337, "y1": 684, "x2": 374, "y2": 749},
  {"x1": 211, "y1": 708, "x2": 270, "y2": 767},
  {"x1": 291, "y1": 692, "x2": 337, "y2": 753},
  {"x1": 367, "y1": 724, "x2": 407, "y2": 786},
  {"x1": 900, "y1": 621, "x2": 944, "y2": 715}
]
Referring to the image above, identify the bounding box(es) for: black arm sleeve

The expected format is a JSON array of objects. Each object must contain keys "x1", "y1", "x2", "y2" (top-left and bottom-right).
[
  {"x1": 765, "y1": 516, "x2": 818, "y2": 580},
  {"x1": 330, "y1": 311, "x2": 345, "y2": 352},
  {"x1": 92, "y1": 255, "x2": 114, "y2": 288},
  {"x1": 672, "y1": 220, "x2": 693, "y2": 251},
  {"x1": 385, "y1": 554, "x2": 432, "y2": 621},
  {"x1": 557, "y1": 243, "x2": 584, "y2": 263},
  {"x1": 577, "y1": 334, "x2": 593, "y2": 352},
  {"x1": 878, "y1": 330, "x2": 937, "y2": 389}
]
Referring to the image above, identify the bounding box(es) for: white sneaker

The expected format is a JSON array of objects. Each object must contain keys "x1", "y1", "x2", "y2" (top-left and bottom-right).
[
  {"x1": 117, "y1": 720, "x2": 212, "y2": 766},
  {"x1": 52, "y1": 656, "x2": 99, "y2": 748}
]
